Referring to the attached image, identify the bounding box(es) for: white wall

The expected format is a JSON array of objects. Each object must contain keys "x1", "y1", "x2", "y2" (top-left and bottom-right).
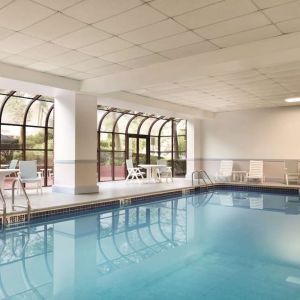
[{"x1": 201, "y1": 106, "x2": 300, "y2": 160}]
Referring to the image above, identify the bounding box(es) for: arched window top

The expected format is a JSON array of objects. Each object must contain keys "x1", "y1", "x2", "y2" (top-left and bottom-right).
[
  {"x1": 47, "y1": 109, "x2": 54, "y2": 128},
  {"x1": 160, "y1": 120, "x2": 172, "y2": 136},
  {"x1": 139, "y1": 117, "x2": 157, "y2": 135},
  {"x1": 97, "y1": 109, "x2": 107, "y2": 129},
  {"x1": 150, "y1": 119, "x2": 166, "y2": 136},
  {"x1": 101, "y1": 111, "x2": 121, "y2": 132},
  {"x1": 175, "y1": 120, "x2": 186, "y2": 135},
  {"x1": 26, "y1": 100, "x2": 53, "y2": 127},
  {"x1": 128, "y1": 116, "x2": 146, "y2": 134},
  {"x1": 1, "y1": 97, "x2": 32, "y2": 124},
  {"x1": 115, "y1": 114, "x2": 132, "y2": 133}
]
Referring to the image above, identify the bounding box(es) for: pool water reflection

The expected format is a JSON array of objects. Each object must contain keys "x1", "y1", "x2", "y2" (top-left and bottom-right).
[{"x1": 0, "y1": 190, "x2": 300, "y2": 299}]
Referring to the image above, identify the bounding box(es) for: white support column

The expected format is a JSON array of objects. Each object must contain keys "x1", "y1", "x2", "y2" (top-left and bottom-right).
[
  {"x1": 53, "y1": 91, "x2": 98, "y2": 194},
  {"x1": 186, "y1": 119, "x2": 202, "y2": 178}
]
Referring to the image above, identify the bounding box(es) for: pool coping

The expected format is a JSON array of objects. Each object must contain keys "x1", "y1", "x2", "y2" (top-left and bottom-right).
[{"x1": 1, "y1": 182, "x2": 299, "y2": 227}]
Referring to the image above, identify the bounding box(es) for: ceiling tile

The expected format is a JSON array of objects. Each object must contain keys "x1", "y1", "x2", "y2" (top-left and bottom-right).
[
  {"x1": 194, "y1": 12, "x2": 270, "y2": 39},
  {"x1": 150, "y1": 0, "x2": 221, "y2": 17},
  {"x1": 0, "y1": 32, "x2": 44, "y2": 54},
  {"x1": 0, "y1": 0, "x2": 13, "y2": 9},
  {"x1": 89, "y1": 64, "x2": 130, "y2": 76},
  {"x1": 68, "y1": 58, "x2": 111, "y2": 71},
  {"x1": 23, "y1": 12, "x2": 86, "y2": 41},
  {"x1": 54, "y1": 26, "x2": 111, "y2": 49},
  {"x1": 2, "y1": 54, "x2": 37, "y2": 66},
  {"x1": 159, "y1": 41, "x2": 218, "y2": 59},
  {"x1": 68, "y1": 72, "x2": 95, "y2": 79},
  {"x1": 63, "y1": 0, "x2": 142, "y2": 24},
  {"x1": 101, "y1": 46, "x2": 152, "y2": 63},
  {"x1": 79, "y1": 37, "x2": 133, "y2": 56},
  {"x1": 0, "y1": 26, "x2": 13, "y2": 40},
  {"x1": 277, "y1": 17, "x2": 300, "y2": 33},
  {"x1": 264, "y1": 1, "x2": 300, "y2": 23},
  {"x1": 19, "y1": 42, "x2": 70, "y2": 59},
  {"x1": 0, "y1": 50, "x2": 10, "y2": 59},
  {"x1": 94, "y1": 5, "x2": 166, "y2": 35},
  {"x1": 211, "y1": 25, "x2": 281, "y2": 47},
  {"x1": 252, "y1": 0, "x2": 294, "y2": 9},
  {"x1": 142, "y1": 31, "x2": 203, "y2": 52},
  {"x1": 33, "y1": 0, "x2": 82, "y2": 10},
  {"x1": 28, "y1": 62, "x2": 59, "y2": 71},
  {"x1": 120, "y1": 53, "x2": 168, "y2": 68},
  {"x1": 0, "y1": 0, "x2": 54, "y2": 31},
  {"x1": 175, "y1": 0, "x2": 257, "y2": 29},
  {"x1": 46, "y1": 50, "x2": 92, "y2": 66},
  {"x1": 120, "y1": 19, "x2": 186, "y2": 44},
  {"x1": 48, "y1": 67, "x2": 76, "y2": 76}
]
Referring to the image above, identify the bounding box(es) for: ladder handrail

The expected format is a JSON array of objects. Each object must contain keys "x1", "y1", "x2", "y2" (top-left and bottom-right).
[
  {"x1": 192, "y1": 170, "x2": 214, "y2": 188},
  {"x1": 0, "y1": 189, "x2": 6, "y2": 227},
  {"x1": 11, "y1": 178, "x2": 31, "y2": 223}
]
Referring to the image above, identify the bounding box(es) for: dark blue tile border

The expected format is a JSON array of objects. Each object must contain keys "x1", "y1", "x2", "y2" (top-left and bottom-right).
[{"x1": 1, "y1": 183, "x2": 299, "y2": 227}]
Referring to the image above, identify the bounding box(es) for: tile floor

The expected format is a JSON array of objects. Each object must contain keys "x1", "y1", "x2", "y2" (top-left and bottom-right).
[{"x1": 2, "y1": 178, "x2": 300, "y2": 215}]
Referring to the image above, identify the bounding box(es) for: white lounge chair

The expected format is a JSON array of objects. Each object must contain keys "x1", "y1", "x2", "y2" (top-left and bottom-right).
[
  {"x1": 284, "y1": 160, "x2": 299, "y2": 185},
  {"x1": 246, "y1": 160, "x2": 264, "y2": 183},
  {"x1": 125, "y1": 159, "x2": 145, "y2": 183},
  {"x1": 156, "y1": 159, "x2": 173, "y2": 183},
  {"x1": 215, "y1": 160, "x2": 233, "y2": 182},
  {"x1": 18, "y1": 160, "x2": 43, "y2": 194}
]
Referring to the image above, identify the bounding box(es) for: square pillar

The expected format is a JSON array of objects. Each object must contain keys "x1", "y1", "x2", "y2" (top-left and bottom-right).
[
  {"x1": 186, "y1": 119, "x2": 201, "y2": 178},
  {"x1": 53, "y1": 91, "x2": 98, "y2": 194}
]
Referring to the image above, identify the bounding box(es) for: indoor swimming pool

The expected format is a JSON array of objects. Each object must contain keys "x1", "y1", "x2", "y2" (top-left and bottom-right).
[{"x1": 0, "y1": 189, "x2": 300, "y2": 299}]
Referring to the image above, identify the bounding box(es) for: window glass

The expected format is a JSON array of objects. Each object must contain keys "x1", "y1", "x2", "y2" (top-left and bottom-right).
[
  {"x1": 114, "y1": 134, "x2": 125, "y2": 151},
  {"x1": 128, "y1": 116, "x2": 145, "y2": 134},
  {"x1": 100, "y1": 152, "x2": 112, "y2": 181},
  {"x1": 101, "y1": 111, "x2": 121, "y2": 132},
  {"x1": 27, "y1": 100, "x2": 53, "y2": 126},
  {"x1": 1, "y1": 125, "x2": 22, "y2": 149},
  {"x1": 100, "y1": 133, "x2": 112, "y2": 150},
  {"x1": 160, "y1": 137, "x2": 172, "y2": 152},
  {"x1": 114, "y1": 152, "x2": 125, "y2": 180},
  {"x1": 150, "y1": 119, "x2": 165, "y2": 136},
  {"x1": 160, "y1": 120, "x2": 172, "y2": 136},
  {"x1": 2, "y1": 97, "x2": 31, "y2": 124},
  {"x1": 115, "y1": 114, "x2": 132, "y2": 133},
  {"x1": 139, "y1": 117, "x2": 156, "y2": 135},
  {"x1": 26, "y1": 127, "x2": 45, "y2": 149},
  {"x1": 48, "y1": 110, "x2": 54, "y2": 127}
]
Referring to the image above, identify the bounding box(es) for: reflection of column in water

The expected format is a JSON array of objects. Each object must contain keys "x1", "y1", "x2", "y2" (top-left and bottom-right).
[{"x1": 53, "y1": 215, "x2": 97, "y2": 299}]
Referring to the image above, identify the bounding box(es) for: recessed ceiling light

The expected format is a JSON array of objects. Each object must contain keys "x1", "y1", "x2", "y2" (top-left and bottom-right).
[{"x1": 285, "y1": 97, "x2": 300, "y2": 103}]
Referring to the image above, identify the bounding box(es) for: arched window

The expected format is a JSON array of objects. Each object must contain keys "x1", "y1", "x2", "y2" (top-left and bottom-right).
[
  {"x1": 0, "y1": 90, "x2": 54, "y2": 187},
  {"x1": 97, "y1": 106, "x2": 187, "y2": 181}
]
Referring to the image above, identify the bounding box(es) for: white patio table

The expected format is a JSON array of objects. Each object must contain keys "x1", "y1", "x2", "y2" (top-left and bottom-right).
[{"x1": 138, "y1": 164, "x2": 165, "y2": 183}]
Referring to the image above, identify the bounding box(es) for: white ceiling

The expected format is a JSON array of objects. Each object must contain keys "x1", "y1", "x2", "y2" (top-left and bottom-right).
[{"x1": 1, "y1": 0, "x2": 300, "y2": 112}]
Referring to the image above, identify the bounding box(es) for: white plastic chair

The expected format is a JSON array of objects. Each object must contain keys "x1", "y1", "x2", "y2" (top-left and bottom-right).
[
  {"x1": 18, "y1": 161, "x2": 43, "y2": 194},
  {"x1": 156, "y1": 159, "x2": 173, "y2": 183},
  {"x1": 284, "y1": 160, "x2": 299, "y2": 185},
  {"x1": 125, "y1": 159, "x2": 145, "y2": 183},
  {"x1": 215, "y1": 160, "x2": 233, "y2": 182},
  {"x1": 246, "y1": 160, "x2": 264, "y2": 183}
]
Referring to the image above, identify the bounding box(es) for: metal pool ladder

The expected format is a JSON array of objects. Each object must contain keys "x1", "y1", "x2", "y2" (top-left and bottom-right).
[
  {"x1": 11, "y1": 178, "x2": 31, "y2": 223},
  {"x1": 0, "y1": 190, "x2": 6, "y2": 226},
  {"x1": 192, "y1": 170, "x2": 214, "y2": 188}
]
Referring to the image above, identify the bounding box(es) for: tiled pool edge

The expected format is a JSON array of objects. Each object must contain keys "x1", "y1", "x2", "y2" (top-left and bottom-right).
[{"x1": 1, "y1": 183, "x2": 299, "y2": 227}]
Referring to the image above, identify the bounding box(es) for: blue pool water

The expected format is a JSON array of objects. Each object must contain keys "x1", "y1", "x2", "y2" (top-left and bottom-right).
[{"x1": 1, "y1": 190, "x2": 300, "y2": 299}]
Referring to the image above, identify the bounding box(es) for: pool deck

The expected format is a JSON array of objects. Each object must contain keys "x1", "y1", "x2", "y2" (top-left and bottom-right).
[{"x1": 2, "y1": 178, "x2": 300, "y2": 216}]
